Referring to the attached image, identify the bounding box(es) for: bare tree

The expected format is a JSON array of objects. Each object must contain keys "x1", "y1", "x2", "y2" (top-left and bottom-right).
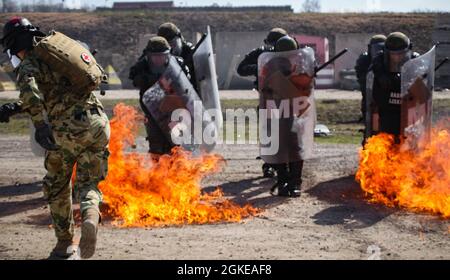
[{"x1": 302, "y1": 0, "x2": 321, "y2": 13}]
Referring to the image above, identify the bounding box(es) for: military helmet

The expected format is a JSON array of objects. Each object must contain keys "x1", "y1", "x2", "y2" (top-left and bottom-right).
[
  {"x1": 275, "y1": 36, "x2": 298, "y2": 52},
  {"x1": 0, "y1": 17, "x2": 44, "y2": 54},
  {"x1": 265, "y1": 28, "x2": 288, "y2": 45},
  {"x1": 157, "y1": 22, "x2": 181, "y2": 41},
  {"x1": 369, "y1": 34, "x2": 387, "y2": 45},
  {"x1": 145, "y1": 36, "x2": 171, "y2": 54},
  {"x1": 385, "y1": 32, "x2": 411, "y2": 52}
]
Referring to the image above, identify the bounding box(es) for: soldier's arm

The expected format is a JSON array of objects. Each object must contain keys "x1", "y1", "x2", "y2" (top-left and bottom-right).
[
  {"x1": 16, "y1": 64, "x2": 46, "y2": 126},
  {"x1": 355, "y1": 53, "x2": 370, "y2": 82},
  {"x1": 237, "y1": 48, "x2": 262, "y2": 77},
  {"x1": 129, "y1": 61, "x2": 150, "y2": 90}
]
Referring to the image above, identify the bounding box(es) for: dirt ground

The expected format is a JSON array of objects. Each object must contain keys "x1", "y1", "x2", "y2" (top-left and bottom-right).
[{"x1": 0, "y1": 134, "x2": 448, "y2": 260}]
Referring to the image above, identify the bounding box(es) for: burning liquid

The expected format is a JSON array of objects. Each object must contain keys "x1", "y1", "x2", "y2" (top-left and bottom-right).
[
  {"x1": 356, "y1": 121, "x2": 450, "y2": 218},
  {"x1": 99, "y1": 104, "x2": 258, "y2": 227}
]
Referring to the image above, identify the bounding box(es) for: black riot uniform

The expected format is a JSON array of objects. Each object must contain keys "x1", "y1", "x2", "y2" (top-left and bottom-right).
[
  {"x1": 237, "y1": 45, "x2": 273, "y2": 89},
  {"x1": 371, "y1": 32, "x2": 419, "y2": 137},
  {"x1": 355, "y1": 34, "x2": 386, "y2": 122}
]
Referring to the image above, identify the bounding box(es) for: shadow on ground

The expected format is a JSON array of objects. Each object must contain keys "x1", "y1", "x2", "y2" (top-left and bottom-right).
[
  {"x1": 307, "y1": 175, "x2": 395, "y2": 229},
  {"x1": 0, "y1": 182, "x2": 42, "y2": 198},
  {"x1": 203, "y1": 176, "x2": 289, "y2": 210}
]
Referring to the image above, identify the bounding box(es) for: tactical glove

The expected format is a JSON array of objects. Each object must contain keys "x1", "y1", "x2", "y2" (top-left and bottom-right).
[
  {"x1": 0, "y1": 103, "x2": 21, "y2": 123},
  {"x1": 35, "y1": 122, "x2": 59, "y2": 151}
]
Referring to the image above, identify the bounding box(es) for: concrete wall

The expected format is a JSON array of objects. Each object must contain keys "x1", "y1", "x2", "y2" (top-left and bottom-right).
[
  {"x1": 433, "y1": 14, "x2": 450, "y2": 89},
  {"x1": 335, "y1": 33, "x2": 374, "y2": 83},
  {"x1": 215, "y1": 31, "x2": 267, "y2": 90}
]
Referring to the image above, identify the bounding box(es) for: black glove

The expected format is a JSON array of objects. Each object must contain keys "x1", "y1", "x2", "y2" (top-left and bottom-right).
[
  {"x1": 35, "y1": 123, "x2": 58, "y2": 151},
  {"x1": 0, "y1": 103, "x2": 21, "y2": 123}
]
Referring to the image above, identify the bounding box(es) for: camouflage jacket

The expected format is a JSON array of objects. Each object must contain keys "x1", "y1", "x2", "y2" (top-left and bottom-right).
[{"x1": 15, "y1": 49, "x2": 103, "y2": 128}]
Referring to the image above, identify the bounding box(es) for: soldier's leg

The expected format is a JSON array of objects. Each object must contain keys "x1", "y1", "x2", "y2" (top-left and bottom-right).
[
  {"x1": 43, "y1": 149, "x2": 76, "y2": 257},
  {"x1": 270, "y1": 163, "x2": 289, "y2": 196},
  {"x1": 287, "y1": 160, "x2": 303, "y2": 197},
  {"x1": 76, "y1": 111, "x2": 110, "y2": 259}
]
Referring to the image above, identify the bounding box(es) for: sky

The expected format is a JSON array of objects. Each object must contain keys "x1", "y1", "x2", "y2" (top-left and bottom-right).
[{"x1": 11, "y1": 0, "x2": 450, "y2": 12}]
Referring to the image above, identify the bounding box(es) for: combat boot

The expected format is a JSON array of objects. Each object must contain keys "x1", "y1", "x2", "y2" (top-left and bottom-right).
[
  {"x1": 270, "y1": 163, "x2": 289, "y2": 196},
  {"x1": 49, "y1": 239, "x2": 76, "y2": 259},
  {"x1": 277, "y1": 182, "x2": 291, "y2": 197},
  {"x1": 287, "y1": 182, "x2": 302, "y2": 197},
  {"x1": 262, "y1": 163, "x2": 276, "y2": 178},
  {"x1": 79, "y1": 208, "x2": 100, "y2": 259},
  {"x1": 287, "y1": 161, "x2": 303, "y2": 198}
]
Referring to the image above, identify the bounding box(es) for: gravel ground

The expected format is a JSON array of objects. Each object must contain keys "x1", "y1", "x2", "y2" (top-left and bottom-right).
[{"x1": 0, "y1": 135, "x2": 448, "y2": 260}]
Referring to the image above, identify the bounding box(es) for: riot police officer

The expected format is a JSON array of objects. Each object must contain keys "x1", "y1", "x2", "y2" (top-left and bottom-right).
[
  {"x1": 129, "y1": 36, "x2": 190, "y2": 156},
  {"x1": 237, "y1": 27, "x2": 288, "y2": 179},
  {"x1": 355, "y1": 34, "x2": 386, "y2": 122},
  {"x1": 371, "y1": 32, "x2": 419, "y2": 136}
]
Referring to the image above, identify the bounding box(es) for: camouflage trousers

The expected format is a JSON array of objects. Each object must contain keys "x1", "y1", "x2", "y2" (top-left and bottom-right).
[{"x1": 43, "y1": 108, "x2": 110, "y2": 241}]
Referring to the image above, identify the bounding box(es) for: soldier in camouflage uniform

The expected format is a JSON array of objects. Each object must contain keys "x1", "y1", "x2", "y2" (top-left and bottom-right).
[
  {"x1": 237, "y1": 27, "x2": 288, "y2": 179},
  {"x1": 0, "y1": 17, "x2": 110, "y2": 259}
]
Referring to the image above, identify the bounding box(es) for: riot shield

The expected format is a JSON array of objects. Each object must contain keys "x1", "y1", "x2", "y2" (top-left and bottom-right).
[
  {"x1": 257, "y1": 47, "x2": 316, "y2": 164},
  {"x1": 400, "y1": 46, "x2": 436, "y2": 138},
  {"x1": 192, "y1": 26, "x2": 223, "y2": 130},
  {"x1": 142, "y1": 56, "x2": 217, "y2": 153},
  {"x1": 364, "y1": 71, "x2": 380, "y2": 140}
]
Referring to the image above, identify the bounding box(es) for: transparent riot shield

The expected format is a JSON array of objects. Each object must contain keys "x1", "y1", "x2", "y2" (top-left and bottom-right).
[
  {"x1": 193, "y1": 26, "x2": 223, "y2": 130},
  {"x1": 142, "y1": 56, "x2": 218, "y2": 154},
  {"x1": 364, "y1": 71, "x2": 380, "y2": 140},
  {"x1": 400, "y1": 46, "x2": 436, "y2": 138},
  {"x1": 257, "y1": 47, "x2": 316, "y2": 163}
]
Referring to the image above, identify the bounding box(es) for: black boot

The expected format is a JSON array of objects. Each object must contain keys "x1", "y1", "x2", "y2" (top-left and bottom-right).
[
  {"x1": 262, "y1": 163, "x2": 276, "y2": 178},
  {"x1": 287, "y1": 161, "x2": 304, "y2": 197},
  {"x1": 270, "y1": 163, "x2": 289, "y2": 196}
]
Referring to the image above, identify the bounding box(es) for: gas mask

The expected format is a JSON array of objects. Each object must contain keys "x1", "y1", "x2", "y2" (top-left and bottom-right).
[
  {"x1": 6, "y1": 49, "x2": 21, "y2": 69},
  {"x1": 169, "y1": 37, "x2": 182, "y2": 56}
]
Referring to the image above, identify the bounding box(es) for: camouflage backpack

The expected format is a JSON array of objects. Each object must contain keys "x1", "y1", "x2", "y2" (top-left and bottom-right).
[{"x1": 33, "y1": 30, "x2": 107, "y2": 92}]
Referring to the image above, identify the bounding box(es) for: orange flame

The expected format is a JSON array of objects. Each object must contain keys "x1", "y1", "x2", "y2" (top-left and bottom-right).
[
  {"x1": 99, "y1": 104, "x2": 259, "y2": 227},
  {"x1": 356, "y1": 120, "x2": 450, "y2": 218}
]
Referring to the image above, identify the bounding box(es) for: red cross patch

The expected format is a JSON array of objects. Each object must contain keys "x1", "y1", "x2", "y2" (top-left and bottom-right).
[{"x1": 81, "y1": 53, "x2": 92, "y2": 64}]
